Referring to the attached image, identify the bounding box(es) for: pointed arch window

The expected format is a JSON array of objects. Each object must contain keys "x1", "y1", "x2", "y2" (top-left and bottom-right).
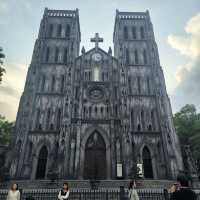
[
  {"x1": 63, "y1": 48, "x2": 68, "y2": 63},
  {"x1": 134, "y1": 49, "x2": 139, "y2": 64},
  {"x1": 137, "y1": 76, "x2": 141, "y2": 94},
  {"x1": 85, "y1": 72, "x2": 88, "y2": 81},
  {"x1": 56, "y1": 108, "x2": 62, "y2": 130},
  {"x1": 95, "y1": 106, "x2": 98, "y2": 114},
  {"x1": 147, "y1": 77, "x2": 151, "y2": 94},
  {"x1": 124, "y1": 26, "x2": 128, "y2": 40},
  {"x1": 60, "y1": 75, "x2": 65, "y2": 93},
  {"x1": 102, "y1": 72, "x2": 104, "y2": 81},
  {"x1": 89, "y1": 106, "x2": 92, "y2": 117},
  {"x1": 57, "y1": 24, "x2": 62, "y2": 37},
  {"x1": 106, "y1": 72, "x2": 108, "y2": 81},
  {"x1": 142, "y1": 146, "x2": 153, "y2": 178},
  {"x1": 35, "y1": 109, "x2": 41, "y2": 129},
  {"x1": 74, "y1": 106, "x2": 78, "y2": 117},
  {"x1": 41, "y1": 75, "x2": 46, "y2": 91},
  {"x1": 106, "y1": 106, "x2": 109, "y2": 115},
  {"x1": 46, "y1": 108, "x2": 51, "y2": 130},
  {"x1": 126, "y1": 48, "x2": 130, "y2": 65},
  {"x1": 132, "y1": 26, "x2": 136, "y2": 39},
  {"x1": 140, "y1": 26, "x2": 145, "y2": 39},
  {"x1": 128, "y1": 77, "x2": 131, "y2": 93},
  {"x1": 143, "y1": 49, "x2": 147, "y2": 64},
  {"x1": 141, "y1": 110, "x2": 145, "y2": 131},
  {"x1": 115, "y1": 105, "x2": 118, "y2": 116},
  {"x1": 68, "y1": 68, "x2": 71, "y2": 79},
  {"x1": 89, "y1": 71, "x2": 91, "y2": 81},
  {"x1": 100, "y1": 106, "x2": 104, "y2": 114},
  {"x1": 151, "y1": 110, "x2": 155, "y2": 130},
  {"x1": 45, "y1": 47, "x2": 50, "y2": 62},
  {"x1": 65, "y1": 24, "x2": 71, "y2": 38},
  {"x1": 148, "y1": 124, "x2": 152, "y2": 131},
  {"x1": 131, "y1": 110, "x2": 134, "y2": 131},
  {"x1": 137, "y1": 124, "x2": 141, "y2": 132},
  {"x1": 55, "y1": 47, "x2": 59, "y2": 63},
  {"x1": 83, "y1": 106, "x2": 86, "y2": 117},
  {"x1": 51, "y1": 75, "x2": 55, "y2": 92},
  {"x1": 48, "y1": 24, "x2": 54, "y2": 37},
  {"x1": 36, "y1": 146, "x2": 48, "y2": 179},
  {"x1": 114, "y1": 86, "x2": 118, "y2": 99}
]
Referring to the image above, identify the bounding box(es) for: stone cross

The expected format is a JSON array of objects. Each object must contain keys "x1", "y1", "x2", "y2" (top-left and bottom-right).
[{"x1": 90, "y1": 33, "x2": 103, "y2": 49}]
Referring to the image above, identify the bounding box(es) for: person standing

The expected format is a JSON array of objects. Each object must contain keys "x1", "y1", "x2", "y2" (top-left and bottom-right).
[
  {"x1": 58, "y1": 182, "x2": 70, "y2": 200},
  {"x1": 6, "y1": 183, "x2": 20, "y2": 200},
  {"x1": 128, "y1": 180, "x2": 139, "y2": 200},
  {"x1": 170, "y1": 175, "x2": 197, "y2": 200}
]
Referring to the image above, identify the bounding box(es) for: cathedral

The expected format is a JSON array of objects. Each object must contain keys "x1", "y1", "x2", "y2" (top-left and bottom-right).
[{"x1": 9, "y1": 8, "x2": 183, "y2": 181}]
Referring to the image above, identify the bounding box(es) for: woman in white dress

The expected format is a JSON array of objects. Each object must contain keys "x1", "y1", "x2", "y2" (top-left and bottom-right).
[
  {"x1": 6, "y1": 183, "x2": 20, "y2": 200},
  {"x1": 128, "y1": 180, "x2": 139, "y2": 200},
  {"x1": 58, "y1": 182, "x2": 70, "y2": 200}
]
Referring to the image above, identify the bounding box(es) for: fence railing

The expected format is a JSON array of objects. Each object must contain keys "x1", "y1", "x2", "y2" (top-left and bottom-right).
[{"x1": 0, "y1": 188, "x2": 199, "y2": 200}]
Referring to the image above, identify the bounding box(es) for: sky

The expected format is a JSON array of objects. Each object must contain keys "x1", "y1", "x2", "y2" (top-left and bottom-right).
[{"x1": 0, "y1": 0, "x2": 200, "y2": 121}]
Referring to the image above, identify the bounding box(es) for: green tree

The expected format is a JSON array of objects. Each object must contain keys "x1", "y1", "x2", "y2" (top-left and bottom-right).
[
  {"x1": 0, "y1": 47, "x2": 5, "y2": 84},
  {"x1": 0, "y1": 115, "x2": 13, "y2": 145},
  {"x1": 173, "y1": 104, "x2": 200, "y2": 177},
  {"x1": 174, "y1": 104, "x2": 197, "y2": 144}
]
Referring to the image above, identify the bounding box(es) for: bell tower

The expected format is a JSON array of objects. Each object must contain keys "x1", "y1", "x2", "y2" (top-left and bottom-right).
[{"x1": 113, "y1": 10, "x2": 183, "y2": 179}]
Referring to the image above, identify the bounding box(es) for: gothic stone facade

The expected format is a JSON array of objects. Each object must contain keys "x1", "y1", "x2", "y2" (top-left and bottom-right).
[{"x1": 9, "y1": 8, "x2": 183, "y2": 180}]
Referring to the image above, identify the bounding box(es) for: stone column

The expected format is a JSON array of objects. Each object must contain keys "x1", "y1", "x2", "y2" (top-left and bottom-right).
[{"x1": 74, "y1": 121, "x2": 81, "y2": 178}]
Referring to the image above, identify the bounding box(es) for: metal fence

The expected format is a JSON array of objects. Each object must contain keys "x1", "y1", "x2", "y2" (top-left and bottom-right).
[{"x1": 0, "y1": 188, "x2": 199, "y2": 200}]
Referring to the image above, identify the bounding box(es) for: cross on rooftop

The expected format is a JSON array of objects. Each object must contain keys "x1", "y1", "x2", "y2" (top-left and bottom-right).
[{"x1": 90, "y1": 33, "x2": 103, "y2": 49}]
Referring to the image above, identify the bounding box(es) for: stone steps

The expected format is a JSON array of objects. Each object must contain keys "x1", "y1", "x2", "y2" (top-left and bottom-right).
[{"x1": 0, "y1": 179, "x2": 175, "y2": 189}]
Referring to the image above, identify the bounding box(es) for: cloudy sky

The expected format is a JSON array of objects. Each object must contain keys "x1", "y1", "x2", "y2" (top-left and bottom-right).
[{"x1": 0, "y1": 0, "x2": 200, "y2": 121}]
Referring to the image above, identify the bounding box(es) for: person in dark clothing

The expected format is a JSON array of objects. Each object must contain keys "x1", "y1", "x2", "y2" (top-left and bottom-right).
[{"x1": 170, "y1": 175, "x2": 197, "y2": 200}]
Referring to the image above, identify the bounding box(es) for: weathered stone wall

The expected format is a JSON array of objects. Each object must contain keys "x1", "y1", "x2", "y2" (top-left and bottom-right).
[{"x1": 9, "y1": 8, "x2": 183, "y2": 181}]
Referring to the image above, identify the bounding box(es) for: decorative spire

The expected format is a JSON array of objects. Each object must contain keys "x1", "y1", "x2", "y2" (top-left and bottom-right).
[
  {"x1": 108, "y1": 47, "x2": 112, "y2": 55},
  {"x1": 81, "y1": 46, "x2": 85, "y2": 54}
]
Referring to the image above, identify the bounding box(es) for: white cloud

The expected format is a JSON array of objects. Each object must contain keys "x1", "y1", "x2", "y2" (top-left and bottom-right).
[
  {"x1": 185, "y1": 13, "x2": 200, "y2": 35},
  {"x1": 168, "y1": 13, "x2": 200, "y2": 60},
  {"x1": 0, "y1": 62, "x2": 27, "y2": 121},
  {"x1": 167, "y1": 12, "x2": 200, "y2": 111}
]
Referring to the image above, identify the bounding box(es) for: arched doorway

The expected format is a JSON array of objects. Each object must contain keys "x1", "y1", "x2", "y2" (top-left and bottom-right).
[
  {"x1": 142, "y1": 146, "x2": 153, "y2": 179},
  {"x1": 36, "y1": 146, "x2": 48, "y2": 179},
  {"x1": 84, "y1": 131, "x2": 106, "y2": 179}
]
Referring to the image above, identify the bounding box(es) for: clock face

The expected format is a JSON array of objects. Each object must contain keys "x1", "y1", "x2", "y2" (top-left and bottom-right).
[{"x1": 92, "y1": 53, "x2": 102, "y2": 62}]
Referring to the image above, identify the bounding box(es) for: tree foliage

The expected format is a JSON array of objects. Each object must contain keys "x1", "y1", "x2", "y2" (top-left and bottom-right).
[
  {"x1": 174, "y1": 104, "x2": 197, "y2": 142},
  {"x1": 0, "y1": 115, "x2": 13, "y2": 145},
  {"x1": 173, "y1": 104, "x2": 200, "y2": 175},
  {"x1": 0, "y1": 47, "x2": 5, "y2": 84}
]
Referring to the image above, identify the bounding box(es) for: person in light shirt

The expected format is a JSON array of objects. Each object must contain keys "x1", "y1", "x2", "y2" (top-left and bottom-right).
[
  {"x1": 58, "y1": 182, "x2": 70, "y2": 200},
  {"x1": 128, "y1": 180, "x2": 139, "y2": 200},
  {"x1": 6, "y1": 183, "x2": 20, "y2": 200}
]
